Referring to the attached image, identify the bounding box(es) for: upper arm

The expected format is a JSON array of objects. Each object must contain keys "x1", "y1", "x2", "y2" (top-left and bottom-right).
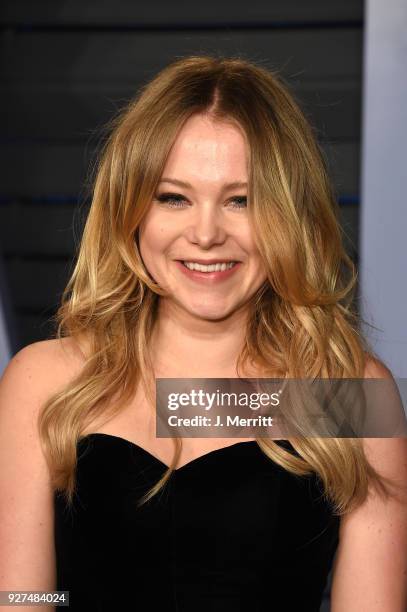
[
  {"x1": 0, "y1": 342, "x2": 60, "y2": 597},
  {"x1": 330, "y1": 357, "x2": 407, "y2": 611}
]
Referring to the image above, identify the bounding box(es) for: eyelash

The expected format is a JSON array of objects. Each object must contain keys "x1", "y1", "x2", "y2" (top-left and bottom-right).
[{"x1": 155, "y1": 192, "x2": 247, "y2": 210}]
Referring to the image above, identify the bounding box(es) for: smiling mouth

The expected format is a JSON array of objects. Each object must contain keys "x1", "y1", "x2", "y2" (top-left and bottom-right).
[
  {"x1": 174, "y1": 260, "x2": 242, "y2": 281},
  {"x1": 179, "y1": 261, "x2": 239, "y2": 272}
]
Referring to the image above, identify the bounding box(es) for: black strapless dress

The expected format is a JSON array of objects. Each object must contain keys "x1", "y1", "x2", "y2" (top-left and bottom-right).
[{"x1": 54, "y1": 434, "x2": 340, "y2": 611}]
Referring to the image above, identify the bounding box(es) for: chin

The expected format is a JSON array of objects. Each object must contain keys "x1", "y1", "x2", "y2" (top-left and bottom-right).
[{"x1": 186, "y1": 304, "x2": 235, "y2": 321}]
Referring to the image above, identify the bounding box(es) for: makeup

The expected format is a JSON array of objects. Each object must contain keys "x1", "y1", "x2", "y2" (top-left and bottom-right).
[{"x1": 175, "y1": 260, "x2": 242, "y2": 283}]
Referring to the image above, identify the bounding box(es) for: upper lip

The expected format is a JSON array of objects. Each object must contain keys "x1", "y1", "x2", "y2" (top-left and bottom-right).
[{"x1": 177, "y1": 258, "x2": 240, "y2": 264}]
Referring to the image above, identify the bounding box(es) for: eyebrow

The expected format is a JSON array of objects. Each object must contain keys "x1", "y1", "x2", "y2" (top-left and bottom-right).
[{"x1": 159, "y1": 178, "x2": 247, "y2": 190}]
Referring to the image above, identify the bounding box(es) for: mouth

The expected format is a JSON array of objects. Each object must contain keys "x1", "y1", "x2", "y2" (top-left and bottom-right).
[
  {"x1": 179, "y1": 260, "x2": 239, "y2": 272},
  {"x1": 174, "y1": 260, "x2": 242, "y2": 282}
]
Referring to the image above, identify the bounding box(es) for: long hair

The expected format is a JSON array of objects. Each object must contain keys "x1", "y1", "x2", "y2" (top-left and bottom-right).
[{"x1": 39, "y1": 54, "x2": 395, "y2": 514}]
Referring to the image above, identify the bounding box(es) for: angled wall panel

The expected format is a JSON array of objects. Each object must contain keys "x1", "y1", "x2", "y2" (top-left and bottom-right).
[{"x1": 360, "y1": 0, "x2": 407, "y2": 376}]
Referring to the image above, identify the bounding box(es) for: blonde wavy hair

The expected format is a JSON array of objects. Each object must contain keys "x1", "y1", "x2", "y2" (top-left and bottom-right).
[{"x1": 39, "y1": 54, "x2": 395, "y2": 515}]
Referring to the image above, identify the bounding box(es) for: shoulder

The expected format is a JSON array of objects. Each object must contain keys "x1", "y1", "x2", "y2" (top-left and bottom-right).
[
  {"x1": 0, "y1": 337, "x2": 88, "y2": 427},
  {"x1": 361, "y1": 352, "x2": 405, "y2": 467},
  {"x1": 2, "y1": 335, "x2": 89, "y2": 375},
  {"x1": 1, "y1": 339, "x2": 63, "y2": 397},
  {"x1": 0, "y1": 337, "x2": 88, "y2": 498},
  {"x1": 363, "y1": 352, "x2": 394, "y2": 379}
]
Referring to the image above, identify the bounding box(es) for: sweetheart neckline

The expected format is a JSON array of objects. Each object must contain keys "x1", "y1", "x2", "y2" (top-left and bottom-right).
[{"x1": 78, "y1": 432, "x2": 289, "y2": 473}]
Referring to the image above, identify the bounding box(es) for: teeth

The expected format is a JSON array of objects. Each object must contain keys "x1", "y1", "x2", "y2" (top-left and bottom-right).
[{"x1": 182, "y1": 261, "x2": 237, "y2": 272}]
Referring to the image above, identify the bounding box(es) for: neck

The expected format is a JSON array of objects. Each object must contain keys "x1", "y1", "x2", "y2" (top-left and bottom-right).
[{"x1": 150, "y1": 298, "x2": 252, "y2": 377}]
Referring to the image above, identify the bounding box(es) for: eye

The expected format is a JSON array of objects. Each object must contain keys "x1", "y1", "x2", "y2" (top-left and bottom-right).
[
  {"x1": 229, "y1": 196, "x2": 247, "y2": 209},
  {"x1": 154, "y1": 192, "x2": 247, "y2": 210},
  {"x1": 155, "y1": 192, "x2": 188, "y2": 208}
]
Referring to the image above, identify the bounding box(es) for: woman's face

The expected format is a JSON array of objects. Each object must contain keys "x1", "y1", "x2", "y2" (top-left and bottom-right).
[{"x1": 139, "y1": 113, "x2": 267, "y2": 320}]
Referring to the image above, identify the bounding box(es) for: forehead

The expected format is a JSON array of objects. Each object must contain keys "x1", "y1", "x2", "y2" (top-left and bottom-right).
[{"x1": 161, "y1": 114, "x2": 249, "y2": 182}]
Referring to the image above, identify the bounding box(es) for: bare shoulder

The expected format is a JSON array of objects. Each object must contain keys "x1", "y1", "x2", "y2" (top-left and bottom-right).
[
  {"x1": 0, "y1": 337, "x2": 89, "y2": 458},
  {"x1": 363, "y1": 351, "x2": 394, "y2": 379},
  {"x1": 361, "y1": 352, "x2": 405, "y2": 466},
  {"x1": 1, "y1": 336, "x2": 88, "y2": 386}
]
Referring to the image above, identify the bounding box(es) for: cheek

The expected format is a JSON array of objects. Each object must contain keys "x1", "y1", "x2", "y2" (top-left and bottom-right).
[
  {"x1": 139, "y1": 227, "x2": 158, "y2": 277},
  {"x1": 243, "y1": 236, "x2": 263, "y2": 266},
  {"x1": 139, "y1": 223, "x2": 173, "y2": 280},
  {"x1": 250, "y1": 252, "x2": 267, "y2": 282},
  {"x1": 139, "y1": 221, "x2": 163, "y2": 255}
]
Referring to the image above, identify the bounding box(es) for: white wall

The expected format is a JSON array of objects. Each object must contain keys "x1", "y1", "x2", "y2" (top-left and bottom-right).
[{"x1": 360, "y1": 0, "x2": 407, "y2": 376}]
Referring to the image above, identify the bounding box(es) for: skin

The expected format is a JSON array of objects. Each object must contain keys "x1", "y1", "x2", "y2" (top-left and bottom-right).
[{"x1": 139, "y1": 113, "x2": 268, "y2": 378}]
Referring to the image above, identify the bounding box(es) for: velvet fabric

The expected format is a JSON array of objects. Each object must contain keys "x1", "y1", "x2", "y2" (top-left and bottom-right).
[{"x1": 54, "y1": 434, "x2": 340, "y2": 611}]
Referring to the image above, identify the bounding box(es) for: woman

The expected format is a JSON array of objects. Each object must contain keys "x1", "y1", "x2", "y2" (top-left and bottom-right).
[{"x1": 0, "y1": 55, "x2": 406, "y2": 611}]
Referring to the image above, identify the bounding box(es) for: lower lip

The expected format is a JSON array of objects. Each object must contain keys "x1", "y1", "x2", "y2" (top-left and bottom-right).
[{"x1": 175, "y1": 261, "x2": 242, "y2": 282}]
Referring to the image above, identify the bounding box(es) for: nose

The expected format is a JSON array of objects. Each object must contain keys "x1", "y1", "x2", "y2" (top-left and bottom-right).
[{"x1": 185, "y1": 203, "x2": 227, "y2": 249}]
